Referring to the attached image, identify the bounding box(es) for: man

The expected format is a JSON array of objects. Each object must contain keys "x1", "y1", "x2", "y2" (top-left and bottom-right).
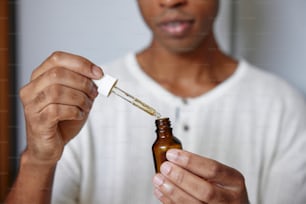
[{"x1": 6, "y1": 0, "x2": 306, "y2": 203}]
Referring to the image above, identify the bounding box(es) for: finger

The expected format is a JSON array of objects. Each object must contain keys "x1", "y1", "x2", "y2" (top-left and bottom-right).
[
  {"x1": 153, "y1": 188, "x2": 173, "y2": 204},
  {"x1": 27, "y1": 104, "x2": 85, "y2": 131},
  {"x1": 166, "y1": 149, "x2": 243, "y2": 186},
  {"x1": 160, "y1": 161, "x2": 229, "y2": 203},
  {"x1": 39, "y1": 104, "x2": 85, "y2": 124},
  {"x1": 20, "y1": 67, "x2": 98, "y2": 105},
  {"x1": 31, "y1": 51, "x2": 103, "y2": 80},
  {"x1": 58, "y1": 119, "x2": 89, "y2": 144},
  {"x1": 25, "y1": 104, "x2": 86, "y2": 146},
  {"x1": 24, "y1": 84, "x2": 93, "y2": 114},
  {"x1": 153, "y1": 173, "x2": 203, "y2": 204}
]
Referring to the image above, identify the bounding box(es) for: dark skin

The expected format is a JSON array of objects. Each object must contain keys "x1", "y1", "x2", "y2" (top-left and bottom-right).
[
  {"x1": 136, "y1": 0, "x2": 237, "y2": 98},
  {"x1": 6, "y1": 0, "x2": 249, "y2": 203},
  {"x1": 137, "y1": 0, "x2": 248, "y2": 203},
  {"x1": 5, "y1": 52, "x2": 103, "y2": 204}
]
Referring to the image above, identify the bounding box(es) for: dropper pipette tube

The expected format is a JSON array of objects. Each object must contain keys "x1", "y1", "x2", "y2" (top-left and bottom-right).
[
  {"x1": 111, "y1": 86, "x2": 161, "y2": 118},
  {"x1": 97, "y1": 74, "x2": 161, "y2": 118}
]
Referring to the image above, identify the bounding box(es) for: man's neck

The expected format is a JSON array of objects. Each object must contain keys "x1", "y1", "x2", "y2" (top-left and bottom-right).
[{"x1": 136, "y1": 35, "x2": 238, "y2": 97}]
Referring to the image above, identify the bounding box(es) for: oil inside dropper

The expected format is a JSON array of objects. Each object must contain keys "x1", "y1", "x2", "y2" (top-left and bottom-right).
[{"x1": 111, "y1": 86, "x2": 161, "y2": 118}]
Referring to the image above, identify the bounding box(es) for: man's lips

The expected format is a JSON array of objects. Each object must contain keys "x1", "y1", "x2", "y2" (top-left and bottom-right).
[{"x1": 158, "y1": 19, "x2": 194, "y2": 37}]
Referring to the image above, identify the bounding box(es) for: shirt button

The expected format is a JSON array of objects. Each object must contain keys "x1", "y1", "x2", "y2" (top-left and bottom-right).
[{"x1": 183, "y1": 124, "x2": 189, "y2": 132}]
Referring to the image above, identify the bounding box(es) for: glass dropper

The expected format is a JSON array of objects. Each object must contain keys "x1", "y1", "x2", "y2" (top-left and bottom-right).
[
  {"x1": 97, "y1": 74, "x2": 161, "y2": 118},
  {"x1": 111, "y1": 86, "x2": 161, "y2": 118}
]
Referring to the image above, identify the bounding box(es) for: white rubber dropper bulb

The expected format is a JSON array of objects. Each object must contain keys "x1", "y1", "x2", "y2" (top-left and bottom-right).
[{"x1": 96, "y1": 74, "x2": 118, "y2": 97}]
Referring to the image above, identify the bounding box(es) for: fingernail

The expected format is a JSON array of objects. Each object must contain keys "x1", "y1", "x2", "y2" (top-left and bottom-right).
[
  {"x1": 160, "y1": 162, "x2": 171, "y2": 175},
  {"x1": 166, "y1": 149, "x2": 179, "y2": 161},
  {"x1": 153, "y1": 174, "x2": 164, "y2": 187},
  {"x1": 92, "y1": 65, "x2": 102, "y2": 78},
  {"x1": 91, "y1": 86, "x2": 98, "y2": 98},
  {"x1": 163, "y1": 182, "x2": 173, "y2": 193},
  {"x1": 154, "y1": 188, "x2": 163, "y2": 199}
]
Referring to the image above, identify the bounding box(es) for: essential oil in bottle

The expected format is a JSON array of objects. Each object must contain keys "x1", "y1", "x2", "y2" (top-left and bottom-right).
[{"x1": 152, "y1": 117, "x2": 182, "y2": 173}]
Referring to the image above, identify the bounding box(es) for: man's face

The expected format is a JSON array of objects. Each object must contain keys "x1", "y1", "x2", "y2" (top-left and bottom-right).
[{"x1": 137, "y1": 0, "x2": 219, "y2": 53}]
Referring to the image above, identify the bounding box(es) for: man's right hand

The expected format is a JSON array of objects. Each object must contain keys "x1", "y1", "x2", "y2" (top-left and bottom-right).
[{"x1": 19, "y1": 51, "x2": 103, "y2": 165}]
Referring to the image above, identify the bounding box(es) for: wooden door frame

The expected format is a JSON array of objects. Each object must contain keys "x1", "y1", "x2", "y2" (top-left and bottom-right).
[{"x1": 0, "y1": 0, "x2": 10, "y2": 201}]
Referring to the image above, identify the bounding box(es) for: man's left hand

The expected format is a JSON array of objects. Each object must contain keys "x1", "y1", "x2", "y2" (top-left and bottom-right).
[{"x1": 153, "y1": 149, "x2": 249, "y2": 204}]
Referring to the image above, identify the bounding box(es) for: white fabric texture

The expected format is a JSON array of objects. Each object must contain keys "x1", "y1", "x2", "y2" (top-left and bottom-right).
[{"x1": 52, "y1": 53, "x2": 306, "y2": 204}]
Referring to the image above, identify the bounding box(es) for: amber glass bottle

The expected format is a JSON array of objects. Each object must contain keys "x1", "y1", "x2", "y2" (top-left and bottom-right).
[{"x1": 152, "y1": 117, "x2": 182, "y2": 173}]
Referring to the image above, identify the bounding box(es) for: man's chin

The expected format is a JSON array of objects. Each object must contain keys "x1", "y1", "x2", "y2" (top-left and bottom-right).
[
  {"x1": 163, "y1": 44, "x2": 199, "y2": 54},
  {"x1": 158, "y1": 37, "x2": 203, "y2": 54}
]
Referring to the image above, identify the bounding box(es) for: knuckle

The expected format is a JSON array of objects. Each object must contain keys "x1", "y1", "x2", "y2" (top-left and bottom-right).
[
  {"x1": 19, "y1": 87, "x2": 26, "y2": 102},
  {"x1": 34, "y1": 90, "x2": 47, "y2": 104},
  {"x1": 19, "y1": 83, "x2": 33, "y2": 104},
  {"x1": 237, "y1": 174, "x2": 246, "y2": 188},
  {"x1": 48, "y1": 85, "x2": 62, "y2": 101},
  {"x1": 181, "y1": 152, "x2": 192, "y2": 168},
  {"x1": 72, "y1": 108, "x2": 81, "y2": 118},
  {"x1": 173, "y1": 169, "x2": 185, "y2": 185},
  {"x1": 23, "y1": 104, "x2": 32, "y2": 116},
  {"x1": 79, "y1": 59, "x2": 93, "y2": 75},
  {"x1": 66, "y1": 107, "x2": 80, "y2": 119},
  {"x1": 80, "y1": 77, "x2": 92, "y2": 92},
  {"x1": 78, "y1": 57, "x2": 91, "y2": 67},
  {"x1": 31, "y1": 66, "x2": 41, "y2": 80},
  {"x1": 44, "y1": 105, "x2": 59, "y2": 120},
  {"x1": 49, "y1": 51, "x2": 65, "y2": 63},
  {"x1": 79, "y1": 95, "x2": 88, "y2": 108},
  {"x1": 48, "y1": 67, "x2": 63, "y2": 81},
  {"x1": 200, "y1": 185, "x2": 215, "y2": 202},
  {"x1": 207, "y1": 161, "x2": 221, "y2": 178}
]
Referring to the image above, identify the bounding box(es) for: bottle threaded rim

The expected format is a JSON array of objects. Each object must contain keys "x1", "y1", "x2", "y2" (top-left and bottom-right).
[{"x1": 155, "y1": 117, "x2": 172, "y2": 133}]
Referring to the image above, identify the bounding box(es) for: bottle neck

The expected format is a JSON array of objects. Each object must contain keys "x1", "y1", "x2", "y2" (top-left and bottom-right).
[{"x1": 155, "y1": 118, "x2": 173, "y2": 138}]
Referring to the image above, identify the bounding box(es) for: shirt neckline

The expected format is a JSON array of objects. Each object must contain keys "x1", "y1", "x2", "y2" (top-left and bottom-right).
[{"x1": 125, "y1": 52, "x2": 248, "y2": 107}]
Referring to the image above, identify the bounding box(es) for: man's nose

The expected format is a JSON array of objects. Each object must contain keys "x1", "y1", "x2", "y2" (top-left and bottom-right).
[{"x1": 158, "y1": 0, "x2": 187, "y2": 8}]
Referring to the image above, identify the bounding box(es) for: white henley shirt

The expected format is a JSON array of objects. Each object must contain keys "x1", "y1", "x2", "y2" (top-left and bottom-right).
[{"x1": 52, "y1": 53, "x2": 306, "y2": 204}]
